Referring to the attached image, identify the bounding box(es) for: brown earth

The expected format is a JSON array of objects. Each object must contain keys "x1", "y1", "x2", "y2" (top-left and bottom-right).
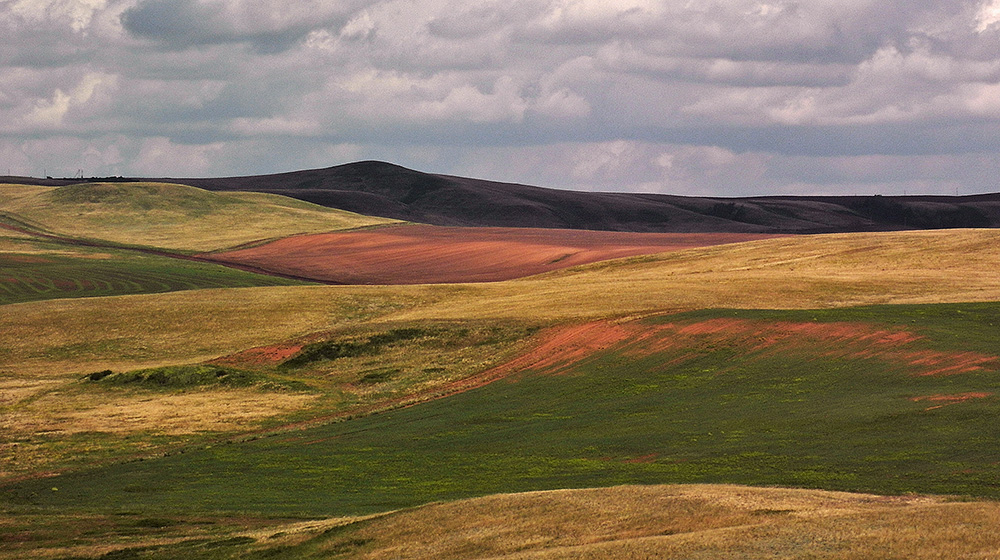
[
  {"x1": 204, "y1": 225, "x2": 782, "y2": 284},
  {"x1": 210, "y1": 342, "x2": 306, "y2": 366}
]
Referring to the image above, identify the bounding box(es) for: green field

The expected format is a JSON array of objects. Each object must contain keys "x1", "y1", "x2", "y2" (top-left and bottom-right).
[
  {"x1": 0, "y1": 245, "x2": 309, "y2": 305},
  {"x1": 6, "y1": 302, "x2": 999, "y2": 519}
]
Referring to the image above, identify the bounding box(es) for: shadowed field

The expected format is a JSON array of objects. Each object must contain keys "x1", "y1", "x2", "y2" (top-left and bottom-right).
[
  {"x1": 205, "y1": 225, "x2": 782, "y2": 284},
  {"x1": 0, "y1": 235, "x2": 307, "y2": 305},
  {"x1": 22, "y1": 161, "x2": 1000, "y2": 233}
]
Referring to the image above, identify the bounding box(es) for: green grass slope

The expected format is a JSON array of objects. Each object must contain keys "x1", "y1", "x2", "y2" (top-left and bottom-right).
[
  {"x1": 6, "y1": 302, "x2": 1000, "y2": 517},
  {"x1": 0, "y1": 240, "x2": 308, "y2": 306},
  {"x1": 0, "y1": 182, "x2": 399, "y2": 252}
]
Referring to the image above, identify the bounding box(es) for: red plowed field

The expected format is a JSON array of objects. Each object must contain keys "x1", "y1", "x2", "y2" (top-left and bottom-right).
[{"x1": 205, "y1": 225, "x2": 781, "y2": 284}]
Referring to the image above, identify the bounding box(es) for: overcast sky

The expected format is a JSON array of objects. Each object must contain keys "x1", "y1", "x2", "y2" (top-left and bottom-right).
[{"x1": 3, "y1": 0, "x2": 1000, "y2": 196}]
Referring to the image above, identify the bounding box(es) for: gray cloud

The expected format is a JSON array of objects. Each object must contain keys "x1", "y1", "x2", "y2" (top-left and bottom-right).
[
  {"x1": 120, "y1": 0, "x2": 367, "y2": 52},
  {"x1": 2, "y1": 0, "x2": 1000, "y2": 197}
]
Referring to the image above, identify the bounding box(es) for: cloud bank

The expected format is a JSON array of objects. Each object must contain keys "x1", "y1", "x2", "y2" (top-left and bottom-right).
[{"x1": 2, "y1": 0, "x2": 1000, "y2": 195}]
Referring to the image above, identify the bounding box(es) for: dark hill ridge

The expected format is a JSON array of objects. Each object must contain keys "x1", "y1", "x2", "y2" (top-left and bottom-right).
[{"x1": 5, "y1": 161, "x2": 1000, "y2": 233}]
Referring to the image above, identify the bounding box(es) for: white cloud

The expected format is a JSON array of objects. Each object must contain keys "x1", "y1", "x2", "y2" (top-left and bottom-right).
[
  {"x1": 15, "y1": 72, "x2": 117, "y2": 130},
  {"x1": 7, "y1": 0, "x2": 110, "y2": 32},
  {"x1": 976, "y1": 0, "x2": 1000, "y2": 32},
  {"x1": 133, "y1": 137, "x2": 225, "y2": 176}
]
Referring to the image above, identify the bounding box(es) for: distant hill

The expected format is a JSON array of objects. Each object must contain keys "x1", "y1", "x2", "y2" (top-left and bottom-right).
[
  {"x1": 0, "y1": 181, "x2": 397, "y2": 252},
  {"x1": 6, "y1": 161, "x2": 1000, "y2": 233}
]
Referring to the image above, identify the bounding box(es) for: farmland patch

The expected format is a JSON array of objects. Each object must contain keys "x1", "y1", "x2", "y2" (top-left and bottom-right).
[{"x1": 205, "y1": 225, "x2": 783, "y2": 284}]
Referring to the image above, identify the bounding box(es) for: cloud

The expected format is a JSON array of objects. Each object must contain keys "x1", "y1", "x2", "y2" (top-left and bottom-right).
[
  {"x1": 120, "y1": 0, "x2": 369, "y2": 52},
  {"x1": 2, "y1": 0, "x2": 1000, "y2": 197}
]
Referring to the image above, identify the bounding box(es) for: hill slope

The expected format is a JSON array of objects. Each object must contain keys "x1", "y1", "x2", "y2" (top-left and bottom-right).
[
  {"x1": 0, "y1": 182, "x2": 399, "y2": 252},
  {"x1": 7, "y1": 303, "x2": 1000, "y2": 515},
  {"x1": 7, "y1": 484, "x2": 1000, "y2": 559},
  {"x1": 11, "y1": 161, "x2": 999, "y2": 233}
]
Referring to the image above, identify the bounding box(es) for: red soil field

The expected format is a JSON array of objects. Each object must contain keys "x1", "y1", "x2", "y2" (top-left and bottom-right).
[
  {"x1": 203, "y1": 225, "x2": 783, "y2": 285},
  {"x1": 492, "y1": 317, "x2": 999, "y2": 380}
]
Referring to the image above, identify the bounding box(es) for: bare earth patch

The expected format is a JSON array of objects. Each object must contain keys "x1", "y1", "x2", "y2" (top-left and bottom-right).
[
  {"x1": 205, "y1": 225, "x2": 782, "y2": 284},
  {"x1": 910, "y1": 392, "x2": 994, "y2": 410},
  {"x1": 211, "y1": 342, "x2": 306, "y2": 367}
]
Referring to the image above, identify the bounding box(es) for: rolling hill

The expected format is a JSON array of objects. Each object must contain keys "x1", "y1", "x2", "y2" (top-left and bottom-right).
[
  {"x1": 7, "y1": 161, "x2": 1000, "y2": 233},
  {"x1": 0, "y1": 181, "x2": 398, "y2": 252},
  {"x1": 4, "y1": 172, "x2": 1000, "y2": 559}
]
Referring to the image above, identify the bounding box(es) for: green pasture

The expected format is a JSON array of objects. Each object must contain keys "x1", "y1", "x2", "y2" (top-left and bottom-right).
[
  {"x1": 6, "y1": 302, "x2": 1000, "y2": 518},
  {"x1": 0, "y1": 247, "x2": 308, "y2": 305}
]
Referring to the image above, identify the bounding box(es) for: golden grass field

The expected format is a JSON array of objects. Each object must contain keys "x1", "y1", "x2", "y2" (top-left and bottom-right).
[
  {"x1": 335, "y1": 484, "x2": 1000, "y2": 560},
  {"x1": 0, "y1": 182, "x2": 399, "y2": 251},
  {"x1": 5, "y1": 484, "x2": 1000, "y2": 559},
  {"x1": 397, "y1": 228, "x2": 1000, "y2": 321}
]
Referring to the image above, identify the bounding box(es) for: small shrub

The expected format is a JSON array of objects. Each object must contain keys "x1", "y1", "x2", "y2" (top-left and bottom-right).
[
  {"x1": 86, "y1": 369, "x2": 113, "y2": 381},
  {"x1": 204, "y1": 536, "x2": 256, "y2": 549},
  {"x1": 281, "y1": 328, "x2": 432, "y2": 369},
  {"x1": 133, "y1": 517, "x2": 177, "y2": 528},
  {"x1": 357, "y1": 368, "x2": 400, "y2": 384}
]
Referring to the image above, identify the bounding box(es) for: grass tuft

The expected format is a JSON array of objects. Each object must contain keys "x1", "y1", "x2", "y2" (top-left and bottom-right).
[{"x1": 84, "y1": 365, "x2": 309, "y2": 391}]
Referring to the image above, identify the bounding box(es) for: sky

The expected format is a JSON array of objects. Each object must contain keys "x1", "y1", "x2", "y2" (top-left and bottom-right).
[{"x1": 3, "y1": 0, "x2": 1000, "y2": 196}]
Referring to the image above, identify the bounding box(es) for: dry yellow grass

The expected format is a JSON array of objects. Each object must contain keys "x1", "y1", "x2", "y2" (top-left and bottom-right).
[
  {"x1": 4, "y1": 228, "x2": 1000, "y2": 558},
  {"x1": 0, "y1": 182, "x2": 399, "y2": 252},
  {"x1": 393, "y1": 228, "x2": 1000, "y2": 321},
  {"x1": 0, "y1": 285, "x2": 436, "y2": 377},
  {"x1": 332, "y1": 484, "x2": 1000, "y2": 560},
  {"x1": 4, "y1": 388, "x2": 318, "y2": 437},
  {"x1": 4, "y1": 484, "x2": 998, "y2": 559},
  {"x1": 0, "y1": 385, "x2": 320, "y2": 478}
]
